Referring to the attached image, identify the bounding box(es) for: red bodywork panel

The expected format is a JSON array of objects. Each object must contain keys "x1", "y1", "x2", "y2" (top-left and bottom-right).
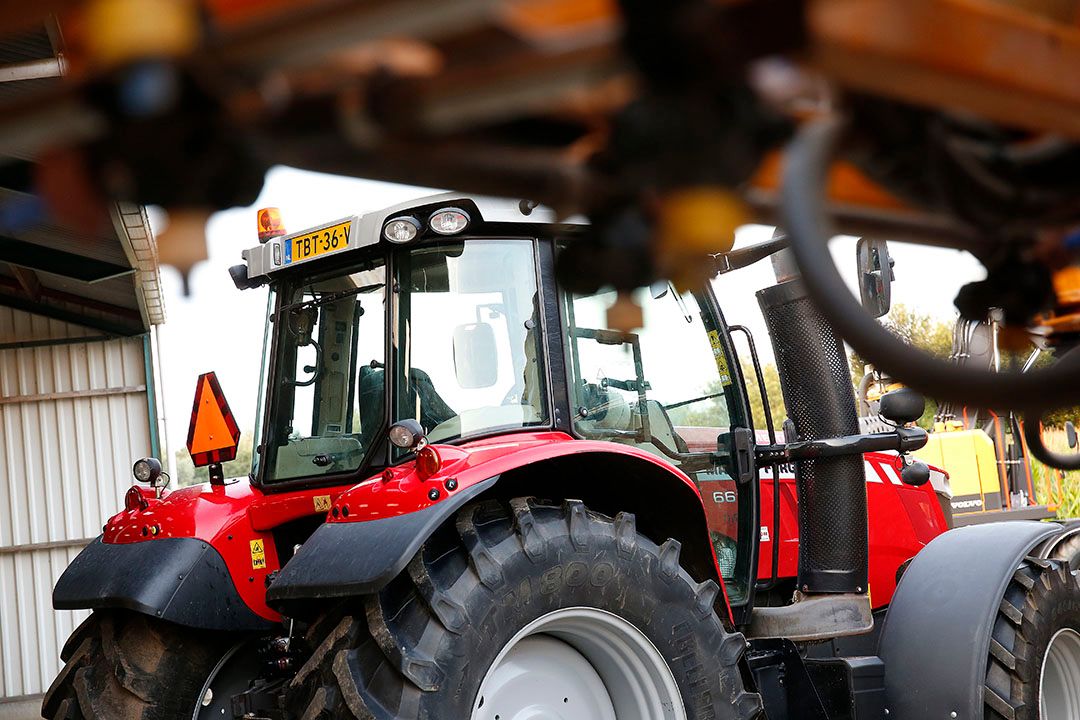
[
  {"x1": 328, "y1": 431, "x2": 736, "y2": 618},
  {"x1": 697, "y1": 451, "x2": 947, "y2": 609},
  {"x1": 104, "y1": 432, "x2": 947, "y2": 623},
  {"x1": 327, "y1": 431, "x2": 700, "y2": 520},
  {"x1": 103, "y1": 481, "x2": 354, "y2": 621}
]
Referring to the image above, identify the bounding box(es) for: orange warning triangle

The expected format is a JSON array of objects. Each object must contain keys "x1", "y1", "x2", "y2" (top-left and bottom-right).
[{"x1": 186, "y1": 372, "x2": 241, "y2": 467}]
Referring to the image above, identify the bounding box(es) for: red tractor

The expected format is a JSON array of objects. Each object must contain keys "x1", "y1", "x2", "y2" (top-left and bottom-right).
[{"x1": 44, "y1": 195, "x2": 1080, "y2": 719}]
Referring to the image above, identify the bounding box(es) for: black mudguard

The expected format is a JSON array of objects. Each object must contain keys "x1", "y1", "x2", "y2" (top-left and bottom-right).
[
  {"x1": 266, "y1": 477, "x2": 497, "y2": 609},
  {"x1": 879, "y1": 521, "x2": 1064, "y2": 719},
  {"x1": 54, "y1": 536, "x2": 274, "y2": 631}
]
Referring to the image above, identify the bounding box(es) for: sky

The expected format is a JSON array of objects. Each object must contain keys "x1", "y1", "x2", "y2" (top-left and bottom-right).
[{"x1": 154, "y1": 166, "x2": 986, "y2": 473}]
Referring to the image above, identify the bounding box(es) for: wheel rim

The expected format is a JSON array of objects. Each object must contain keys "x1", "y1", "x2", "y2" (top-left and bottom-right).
[
  {"x1": 192, "y1": 640, "x2": 262, "y2": 720},
  {"x1": 1041, "y1": 628, "x2": 1080, "y2": 719},
  {"x1": 472, "y1": 607, "x2": 685, "y2": 720}
]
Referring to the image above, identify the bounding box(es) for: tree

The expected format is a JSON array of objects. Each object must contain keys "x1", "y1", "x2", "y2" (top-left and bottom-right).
[
  {"x1": 847, "y1": 304, "x2": 954, "y2": 429},
  {"x1": 667, "y1": 360, "x2": 786, "y2": 431},
  {"x1": 740, "y1": 360, "x2": 787, "y2": 432},
  {"x1": 174, "y1": 432, "x2": 254, "y2": 486},
  {"x1": 849, "y1": 304, "x2": 954, "y2": 385}
]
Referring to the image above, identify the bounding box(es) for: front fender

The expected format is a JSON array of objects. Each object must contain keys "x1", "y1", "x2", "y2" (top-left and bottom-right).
[
  {"x1": 879, "y1": 521, "x2": 1064, "y2": 719},
  {"x1": 266, "y1": 477, "x2": 498, "y2": 606},
  {"x1": 55, "y1": 477, "x2": 353, "y2": 628},
  {"x1": 54, "y1": 536, "x2": 273, "y2": 631}
]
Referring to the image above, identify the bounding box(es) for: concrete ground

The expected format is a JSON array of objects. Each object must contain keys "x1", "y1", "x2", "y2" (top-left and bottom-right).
[{"x1": 0, "y1": 696, "x2": 39, "y2": 720}]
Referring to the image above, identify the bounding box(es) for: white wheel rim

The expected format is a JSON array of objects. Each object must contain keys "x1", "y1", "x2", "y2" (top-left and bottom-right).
[
  {"x1": 472, "y1": 607, "x2": 686, "y2": 720},
  {"x1": 1041, "y1": 628, "x2": 1080, "y2": 719}
]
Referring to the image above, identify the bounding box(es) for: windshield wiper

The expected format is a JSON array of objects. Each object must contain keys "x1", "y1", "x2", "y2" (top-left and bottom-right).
[{"x1": 278, "y1": 282, "x2": 384, "y2": 316}]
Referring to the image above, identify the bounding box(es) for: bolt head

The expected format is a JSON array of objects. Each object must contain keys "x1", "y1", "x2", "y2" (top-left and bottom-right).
[
  {"x1": 428, "y1": 487, "x2": 440, "y2": 501},
  {"x1": 445, "y1": 478, "x2": 458, "y2": 491}
]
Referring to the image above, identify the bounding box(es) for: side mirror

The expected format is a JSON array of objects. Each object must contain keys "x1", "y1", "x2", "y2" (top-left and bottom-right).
[
  {"x1": 452, "y1": 322, "x2": 498, "y2": 388},
  {"x1": 1067, "y1": 421, "x2": 1078, "y2": 449},
  {"x1": 879, "y1": 387, "x2": 925, "y2": 425},
  {"x1": 856, "y1": 237, "x2": 893, "y2": 319}
]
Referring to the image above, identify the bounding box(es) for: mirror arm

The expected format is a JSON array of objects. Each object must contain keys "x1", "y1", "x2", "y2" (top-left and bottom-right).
[
  {"x1": 755, "y1": 427, "x2": 927, "y2": 463},
  {"x1": 712, "y1": 235, "x2": 789, "y2": 276}
]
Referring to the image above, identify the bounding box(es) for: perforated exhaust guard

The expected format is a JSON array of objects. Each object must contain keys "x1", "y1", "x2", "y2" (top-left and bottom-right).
[{"x1": 757, "y1": 278, "x2": 868, "y2": 594}]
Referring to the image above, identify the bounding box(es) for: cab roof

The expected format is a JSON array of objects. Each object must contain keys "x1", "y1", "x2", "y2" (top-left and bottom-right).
[{"x1": 242, "y1": 193, "x2": 582, "y2": 279}]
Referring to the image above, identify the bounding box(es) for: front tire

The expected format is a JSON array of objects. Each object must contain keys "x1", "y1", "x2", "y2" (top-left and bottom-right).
[
  {"x1": 286, "y1": 497, "x2": 762, "y2": 719},
  {"x1": 985, "y1": 560, "x2": 1080, "y2": 719},
  {"x1": 42, "y1": 611, "x2": 234, "y2": 720}
]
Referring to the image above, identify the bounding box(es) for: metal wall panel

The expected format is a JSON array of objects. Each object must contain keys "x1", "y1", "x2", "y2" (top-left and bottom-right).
[{"x1": 0, "y1": 307, "x2": 152, "y2": 700}]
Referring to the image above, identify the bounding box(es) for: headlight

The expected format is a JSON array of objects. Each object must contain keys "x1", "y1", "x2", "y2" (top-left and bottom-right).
[
  {"x1": 388, "y1": 419, "x2": 426, "y2": 449},
  {"x1": 428, "y1": 208, "x2": 470, "y2": 235},
  {"x1": 132, "y1": 457, "x2": 162, "y2": 485},
  {"x1": 383, "y1": 217, "x2": 421, "y2": 243}
]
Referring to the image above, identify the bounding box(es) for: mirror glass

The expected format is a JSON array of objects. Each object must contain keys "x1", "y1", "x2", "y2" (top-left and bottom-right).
[
  {"x1": 856, "y1": 237, "x2": 893, "y2": 319},
  {"x1": 452, "y1": 322, "x2": 499, "y2": 388}
]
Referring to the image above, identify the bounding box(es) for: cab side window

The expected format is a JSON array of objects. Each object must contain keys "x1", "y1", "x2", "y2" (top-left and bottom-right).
[
  {"x1": 564, "y1": 287, "x2": 742, "y2": 460},
  {"x1": 562, "y1": 285, "x2": 751, "y2": 603}
]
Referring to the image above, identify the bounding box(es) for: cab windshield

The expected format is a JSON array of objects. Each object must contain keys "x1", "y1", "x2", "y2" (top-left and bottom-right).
[
  {"x1": 261, "y1": 256, "x2": 387, "y2": 484},
  {"x1": 393, "y1": 239, "x2": 548, "y2": 450}
]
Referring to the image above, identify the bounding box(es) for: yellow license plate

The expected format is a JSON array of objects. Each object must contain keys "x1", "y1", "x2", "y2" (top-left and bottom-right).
[{"x1": 284, "y1": 220, "x2": 351, "y2": 265}]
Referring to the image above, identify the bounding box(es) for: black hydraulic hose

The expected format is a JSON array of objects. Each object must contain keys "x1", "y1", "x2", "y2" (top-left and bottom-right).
[
  {"x1": 780, "y1": 117, "x2": 1080, "y2": 413},
  {"x1": 1023, "y1": 418, "x2": 1080, "y2": 471}
]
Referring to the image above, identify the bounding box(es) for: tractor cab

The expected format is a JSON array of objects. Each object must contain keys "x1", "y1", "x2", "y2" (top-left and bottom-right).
[
  {"x1": 242, "y1": 197, "x2": 555, "y2": 487},
  {"x1": 238, "y1": 193, "x2": 760, "y2": 604}
]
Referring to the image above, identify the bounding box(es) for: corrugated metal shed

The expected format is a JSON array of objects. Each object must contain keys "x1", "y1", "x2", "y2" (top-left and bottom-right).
[
  {"x1": 0, "y1": 20, "x2": 167, "y2": 718},
  {"x1": 0, "y1": 310, "x2": 164, "y2": 713},
  {"x1": 0, "y1": 308, "x2": 155, "y2": 701}
]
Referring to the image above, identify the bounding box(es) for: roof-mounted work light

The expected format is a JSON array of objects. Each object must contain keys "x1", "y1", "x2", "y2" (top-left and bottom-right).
[
  {"x1": 383, "y1": 216, "x2": 421, "y2": 243},
  {"x1": 429, "y1": 208, "x2": 470, "y2": 235}
]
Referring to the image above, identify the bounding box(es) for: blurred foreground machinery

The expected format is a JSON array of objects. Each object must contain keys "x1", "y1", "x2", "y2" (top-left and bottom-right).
[{"x1": 6, "y1": 0, "x2": 1080, "y2": 449}]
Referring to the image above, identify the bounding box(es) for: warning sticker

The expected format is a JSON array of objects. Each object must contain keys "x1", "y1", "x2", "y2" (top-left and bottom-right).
[
  {"x1": 250, "y1": 539, "x2": 266, "y2": 570},
  {"x1": 313, "y1": 495, "x2": 332, "y2": 513},
  {"x1": 708, "y1": 330, "x2": 733, "y2": 386}
]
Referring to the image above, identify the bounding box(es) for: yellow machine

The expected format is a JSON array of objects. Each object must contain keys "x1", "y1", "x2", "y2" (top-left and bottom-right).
[{"x1": 859, "y1": 370, "x2": 1058, "y2": 526}]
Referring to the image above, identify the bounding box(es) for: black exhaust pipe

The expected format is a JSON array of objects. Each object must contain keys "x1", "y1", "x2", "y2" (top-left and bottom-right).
[{"x1": 757, "y1": 278, "x2": 868, "y2": 594}]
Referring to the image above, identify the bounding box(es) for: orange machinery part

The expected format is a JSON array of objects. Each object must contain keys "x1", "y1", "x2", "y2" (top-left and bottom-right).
[{"x1": 749, "y1": 150, "x2": 909, "y2": 213}]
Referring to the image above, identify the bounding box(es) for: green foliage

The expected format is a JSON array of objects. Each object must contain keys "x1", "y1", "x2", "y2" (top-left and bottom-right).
[
  {"x1": 740, "y1": 359, "x2": 786, "y2": 431},
  {"x1": 1027, "y1": 428, "x2": 1080, "y2": 519},
  {"x1": 174, "y1": 433, "x2": 254, "y2": 487},
  {"x1": 666, "y1": 359, "x2": 786, "y2": 431},
  {"x1": 848, "y1": 304, "x2": 953, "y2": 429},
  {"x1": 849, "y1": 304, "x2": 953, "y2": 385}
]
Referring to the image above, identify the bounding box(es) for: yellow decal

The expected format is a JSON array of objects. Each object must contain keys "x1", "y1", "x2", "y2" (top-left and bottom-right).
[
  {"x1": 250, "y1": 539, "x2": 266, "y2": 570},
  {"x1": 708, "y1": 330, "x2": 733, "y2": 386},
  {"x1": 314, "y1": 495, "x2": 332, "y2": 513}
]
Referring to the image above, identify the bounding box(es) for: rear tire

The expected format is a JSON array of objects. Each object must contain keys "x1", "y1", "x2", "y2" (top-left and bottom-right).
[
  {"x1": 985, "y1": 560, "x2": 1080, "y2": 719},
  {"x1": 286, "y1": 497, "x2": 762, "y2": 719},
  {"x1": 42, "y1": 610, "x2": 234, "y2": 720}
]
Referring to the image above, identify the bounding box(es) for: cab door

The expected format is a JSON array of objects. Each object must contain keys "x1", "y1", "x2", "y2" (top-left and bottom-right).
[{"x1": 561, "y1": 283, "x2": 758, "y2": 607}]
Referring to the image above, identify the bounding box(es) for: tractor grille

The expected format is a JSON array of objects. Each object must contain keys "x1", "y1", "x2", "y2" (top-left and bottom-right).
[{"x1": 758, "y1": 279, "x2": 868, "y2": 594}]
